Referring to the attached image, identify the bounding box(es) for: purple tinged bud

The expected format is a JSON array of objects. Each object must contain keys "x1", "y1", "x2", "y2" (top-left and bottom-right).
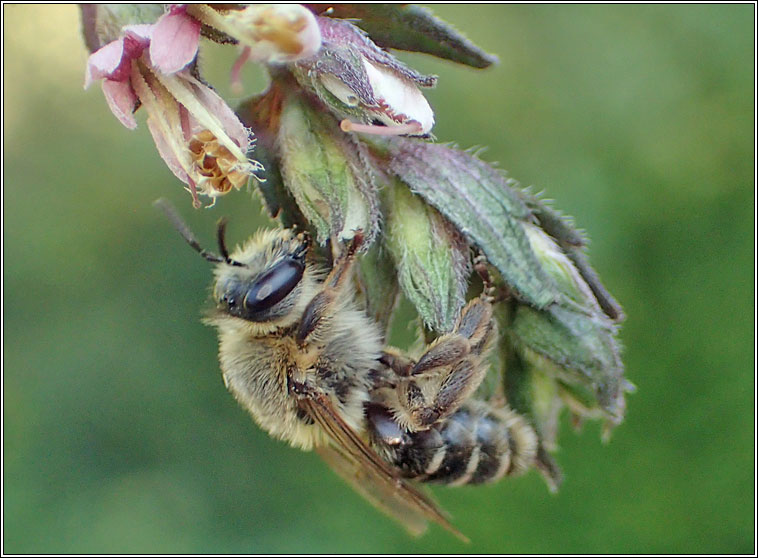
[{"x1": 292, "y1": 17, "x2": 436, "y2": 137}]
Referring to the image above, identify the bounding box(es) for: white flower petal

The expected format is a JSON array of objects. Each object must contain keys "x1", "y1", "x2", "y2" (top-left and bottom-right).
[{"x1": 363, "y1": 59, "x2": 434, "y2": 134}]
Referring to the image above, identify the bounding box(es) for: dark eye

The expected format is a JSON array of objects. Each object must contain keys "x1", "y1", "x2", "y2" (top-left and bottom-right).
[{"x1": 243, "y1": 258, "x2": 304, "y2": 314}]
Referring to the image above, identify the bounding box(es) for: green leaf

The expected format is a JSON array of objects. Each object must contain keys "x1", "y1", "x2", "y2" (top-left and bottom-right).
[
  {"x1": 375, "y1": 138, "x2": 561, "y2": 309},
  {"x1": 519, "y1": 189, "x2": 625, "y2": 322},
  {"x1": 313, "y1": 5, "x2": 498, "y2": 69}
]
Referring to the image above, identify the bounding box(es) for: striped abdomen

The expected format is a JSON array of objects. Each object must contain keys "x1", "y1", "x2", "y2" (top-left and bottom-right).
[{"x1": 368, "y1": 400, "x2": 538, "y2": 485}]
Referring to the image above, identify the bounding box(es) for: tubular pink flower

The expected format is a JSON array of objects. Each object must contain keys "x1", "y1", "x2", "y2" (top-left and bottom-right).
[
  {"x1": 83, "y1": 10, "x2": 259, "y2": 206},
  {"x1": 133, "y1": 65, "x2": 261, "y2": 206}
]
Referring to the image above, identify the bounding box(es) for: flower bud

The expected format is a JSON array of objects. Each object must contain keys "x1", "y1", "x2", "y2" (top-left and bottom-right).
[
  {"x1": 382, "y1": 180, "x2": 470, "y2": 333},
  {"x1": 511, "y1": 221, "x2": 628, "y2": 421},
  {"x1": 357, "y1": 241, "x2": 401, "y2": 338},
  {"x1": 510, "y1": 302, "x2": 626, "y2": 422},
  {"x1": 374, "y1": 138, "x2": 560, "y2": 308},
  {"x1": 497, "y1": 336, "x2": 564, "y2": 491},
  {"x1": 292, "y1": 17, "x2": 436, "y2": 136},
  {"x1": 276, "y1": 92, "x2": 379, "y2": 246}
]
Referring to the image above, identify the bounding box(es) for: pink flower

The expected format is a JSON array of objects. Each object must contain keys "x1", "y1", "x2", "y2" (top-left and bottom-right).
[
  {"x1": 84, "y1": 7, "x2": 259, "y2": 207},
  {"x1": 83, "y1": 23, "x2": 153, "y2": 130}
]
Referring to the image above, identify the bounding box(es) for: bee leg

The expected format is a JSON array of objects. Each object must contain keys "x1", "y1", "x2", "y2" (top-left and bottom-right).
[
  {"x1": 379, "y1": 347, "x2": 415, "y2": 377},
  {"x1": 385, "y1": 297, "x2": 496, "y2": 431},
  {"x1": 296, "y1": 232, "x2": 364, "y2": 347},
  {"x1": 399, "y1": 359, "x2": 484, "y2": 429},
  {"x1": 473, "y1": 254, "x2": 510, "y2": 304},
  {"x1": 413, "y1": 297, "x2": 494, "y2": 375},
  {"x1": 473, "y1": 254, "x2": 496, "y2": 302}
]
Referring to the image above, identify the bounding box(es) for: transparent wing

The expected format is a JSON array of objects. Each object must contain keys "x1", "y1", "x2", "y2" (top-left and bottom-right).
[
  {"x1": 298, "y1": 391, "x2": 467, "y2": 542},
  {"x1": 316, "y1": 444, "x2": 428, "y2": 537}
]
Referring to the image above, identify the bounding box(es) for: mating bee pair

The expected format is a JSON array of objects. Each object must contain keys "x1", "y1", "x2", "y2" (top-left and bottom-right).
[{"x1": 157, "y1": 200, "x2": 538, "y2": 539}]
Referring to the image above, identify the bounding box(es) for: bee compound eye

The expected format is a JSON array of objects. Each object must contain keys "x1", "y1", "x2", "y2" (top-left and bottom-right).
[{"x1": 242, "y1": 258, "x2": 304, "y2": 314}]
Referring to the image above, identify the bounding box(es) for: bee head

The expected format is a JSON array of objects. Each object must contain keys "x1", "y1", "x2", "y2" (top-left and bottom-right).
[
  {"x1": 212, "y1": 228, "x2": 309, "y2": 323},
  {"x1": 155, "y1": 198, "x2": 311, "y2": 325}
]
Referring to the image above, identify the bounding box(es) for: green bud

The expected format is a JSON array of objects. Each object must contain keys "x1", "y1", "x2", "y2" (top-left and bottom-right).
[
  {"x1": 373, "y1": 138, "x2": 561, "y2": 309},
  {"x1": 357, "y1": 241, "x2": 401, "y2": 338},
  {"x1": 507, "y1": 216, "x2": 629, "y2": 425},
  {"x1": 503, "y1": 350, "x2": 561, "y2": 446},
  {"x1": 382, "y1": 180, "x2": 470, "y2": 333},
  {"x1": 510, "y1": 303, "x2": 626, "y2": 421},
  {"x1": 499, "y1": 340, "x2": 564, "y2": 491},
  {"x1": 276, "y1": 92, "x2": 379, "y2": 246},
  {"x1": 483, "y1": 304, "x2": 563, "y2": 490}
]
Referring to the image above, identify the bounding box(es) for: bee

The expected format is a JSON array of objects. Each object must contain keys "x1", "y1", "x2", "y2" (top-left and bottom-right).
[{"x1": 156, "y1": 200, "x2": 538, "y2": 540}]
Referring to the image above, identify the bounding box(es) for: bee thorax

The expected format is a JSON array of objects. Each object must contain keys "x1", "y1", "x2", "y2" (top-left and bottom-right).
[{"x1": 213, "y1": 300, "x2": 382, "y2": 451}]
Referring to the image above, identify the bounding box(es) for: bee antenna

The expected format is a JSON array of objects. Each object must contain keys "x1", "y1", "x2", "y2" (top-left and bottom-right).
[
  {"x1": 216, "y1": 218, "x2": 245, "y2": 267},
  {"x1": 153, "y1": 198, "x2": 224, "y2": 264}
]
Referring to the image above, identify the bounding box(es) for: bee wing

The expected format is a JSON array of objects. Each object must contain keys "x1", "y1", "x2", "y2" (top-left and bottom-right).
[
  {"x1": 299, "y1": 392, "x2": 467, "y2": 542},
  {"x1": 315, "y1": 444, "x2": 429, "y2": 538}
]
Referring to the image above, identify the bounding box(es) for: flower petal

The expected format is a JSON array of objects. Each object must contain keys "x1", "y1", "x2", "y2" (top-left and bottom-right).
[
  {"x1": 146, "y1": 110, "x2": 191, "y2": 184},
  {"x1": 101, "y1": 79, "x2": 138, "y2": 129},
  {"x1": 84, "y1": 25, "x2": 152, "y2": 89},
  {"x1": 363, "y1": 59, "x2": 434, "y2": 134},
  {"x1": 122, "y1": 24, "x2": 153, "y2": 43},
  {"x1": 84, "y1": 39, "x2": 125, "y2": 88},
  {"x1": 150, "y1": 11, "x2": 200, "y2": 74}
]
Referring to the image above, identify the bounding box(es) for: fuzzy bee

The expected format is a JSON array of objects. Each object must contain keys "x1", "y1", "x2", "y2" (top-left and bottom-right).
[{"x1": 156, "y1": 200, "x2": 538, "y2": 540}]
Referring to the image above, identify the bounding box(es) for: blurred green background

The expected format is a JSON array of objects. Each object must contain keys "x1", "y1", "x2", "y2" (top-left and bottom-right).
[{"x1": 3, "y1": 4, "x2": 754, "y2": 554}]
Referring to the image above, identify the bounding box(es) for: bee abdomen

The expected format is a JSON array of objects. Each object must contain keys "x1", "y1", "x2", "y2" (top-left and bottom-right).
[{"x1": 368, "y1": 400, "x2": 538, "y2": 486}]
